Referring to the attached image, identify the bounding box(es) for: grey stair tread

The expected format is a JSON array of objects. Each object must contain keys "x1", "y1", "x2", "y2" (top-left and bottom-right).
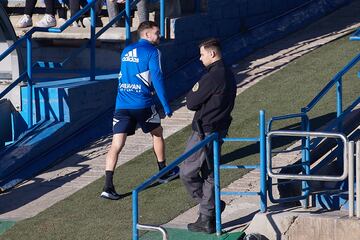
[{"x1": 14, "y1": 25, "x2": 136, "y2": 40}]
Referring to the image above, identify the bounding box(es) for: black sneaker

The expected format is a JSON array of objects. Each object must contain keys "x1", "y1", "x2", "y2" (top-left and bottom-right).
[
  {"x1": 100, "y1": 187, "x2": 121, "y2": 200},
  {"x1": 158, "y1": 166, "x2": 180, "y2": 183}
]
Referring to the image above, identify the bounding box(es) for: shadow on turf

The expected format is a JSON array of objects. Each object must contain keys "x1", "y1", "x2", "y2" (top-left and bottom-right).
[
  {"x1": 115, "y1": 176, "x2": 181, "y2": 199},
  {"x1": 0, "y1": 153, "x2": 92, "y2": 215}
]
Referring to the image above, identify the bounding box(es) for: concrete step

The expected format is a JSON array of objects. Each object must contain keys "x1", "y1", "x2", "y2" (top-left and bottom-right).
[
  {"x1": 246, "y1": 208, "x2": 360, "y2": 240},
  {"x1": 8, "y1": 11, "x2": 156, "y2": 41},
  {"x1": 10, "y1": 14, "x2": 136, "y2": 41}
]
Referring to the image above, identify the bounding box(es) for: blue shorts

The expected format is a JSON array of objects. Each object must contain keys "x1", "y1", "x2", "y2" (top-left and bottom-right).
[{"x1": 113, "y1": 105, "x2": 161, "y2": 136}]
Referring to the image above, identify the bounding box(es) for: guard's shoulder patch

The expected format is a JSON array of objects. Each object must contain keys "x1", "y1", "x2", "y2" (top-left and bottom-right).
[{"x1": 192, "y1": 82, "x2": 199, "y2": 92}]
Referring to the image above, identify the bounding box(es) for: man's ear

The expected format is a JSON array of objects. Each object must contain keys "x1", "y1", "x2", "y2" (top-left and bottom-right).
[
  {"x1": 143, "y1": 30, "x2": 149, "y2": 39},
  {"x1": 210, "y1": 50, "x2": 216, "y2": 58}
]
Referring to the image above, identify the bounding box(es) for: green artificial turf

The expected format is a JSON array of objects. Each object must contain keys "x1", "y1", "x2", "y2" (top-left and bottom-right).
[
  {"x1": 1, "y1": 34, "x2": 360, "y2": 240},
  {"x1": 140, "y1": 228, "x2": 245, "y2": 240}
]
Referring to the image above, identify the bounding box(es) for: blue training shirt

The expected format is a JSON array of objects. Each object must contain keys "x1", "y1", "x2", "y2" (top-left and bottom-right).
[{"x1": 115, "y1": 39, "x2": 172, "y2": 116}]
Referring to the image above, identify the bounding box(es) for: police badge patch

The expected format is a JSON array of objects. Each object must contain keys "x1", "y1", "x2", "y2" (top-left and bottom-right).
[{"x1": 192, "y1": 82, "x2": 199, "y2": 92}]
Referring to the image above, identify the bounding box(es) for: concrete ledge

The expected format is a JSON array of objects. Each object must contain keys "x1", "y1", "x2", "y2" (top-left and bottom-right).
[{"x1": 246, "y1": 207, "x2": 360, "y2": 240}]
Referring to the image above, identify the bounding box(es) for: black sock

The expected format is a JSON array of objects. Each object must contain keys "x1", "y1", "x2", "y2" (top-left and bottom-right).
[
  {"x1": 104, "y1": 171, "x2": 114, "y2": 190},
  {"x1": 157, "y1": 161, "x2": 166, "y2": 171}
]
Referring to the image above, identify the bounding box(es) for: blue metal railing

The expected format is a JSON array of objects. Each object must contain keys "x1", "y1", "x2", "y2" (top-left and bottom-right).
[
  {"x1": 213, "y1": 110, "x2": 266, "y2": 235},
  {"x1": 349, "y1": 29, "x2": 360, "y2": 41},
  {"x1": 132, "y1": 132, "x2": 218, "y2": 240},
  {"x1": 0, "y1": 0, "x2": 166, "y2": 131},
  {"x1": 132, "y1": 110, "x2": 267, "y2": 238},
  {"x1": 266, "y1": 51, "x2": 360, "y2": 205},
  {"x1": 0, "y1": 0, "x2": 98, "y2": 129}
]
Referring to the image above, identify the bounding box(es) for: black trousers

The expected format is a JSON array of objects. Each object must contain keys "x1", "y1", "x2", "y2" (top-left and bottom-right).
[{"x1": 24, "y1": 0, "x2": 56, "y2": 16}]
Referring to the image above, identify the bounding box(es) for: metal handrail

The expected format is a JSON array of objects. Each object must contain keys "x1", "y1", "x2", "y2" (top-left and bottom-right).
[
  {"x1": 350, "y1": 29, "x2": 360, "y2": 41},
  {"x1": 267, "y1": 112, "x2": 306, "y2": 132},
  {"x1": 305, "y1": 54, "x2": 360, "y2": 113},
  {"x1": 132, "y1": 111, "x2": 267, "y2": 238},
  {"x1": 268, "y1": 52, "x2": 360, "y2": 133},
  {"x1": 137, "y1": 224, "x2": 168, "y2": 240},
  {"x1": 348, "y1": 141, "x2": 354, "y2": 217},
  {"x1": 266, "y1": 51, "x2": 360, "y2": 207},
  {"x1": 0, "y1": 0, "x2": 98, "y2": 128},
  {"x1": 132, "y1": 133, "x2": 218, "y2": 240},
  {"x1": 267, "y1": 130, "x2": 348, "y2": 181}
]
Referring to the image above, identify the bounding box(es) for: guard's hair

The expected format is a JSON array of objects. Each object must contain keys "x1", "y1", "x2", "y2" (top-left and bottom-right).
[{"x1": 199, "y1": 38, "x2": 222, "y2": 54}]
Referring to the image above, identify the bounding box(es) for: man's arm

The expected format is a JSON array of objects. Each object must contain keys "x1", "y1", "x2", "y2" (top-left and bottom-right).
[
  {"x1": 149, "y1": 49, "x2": 172, "y2": 116},
  {"x1": 186, "y1": 76, "x2": 213, "y2": 111}
]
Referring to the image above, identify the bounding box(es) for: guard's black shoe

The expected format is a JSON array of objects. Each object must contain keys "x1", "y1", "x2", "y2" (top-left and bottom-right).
[
  {"x1": 158, "y1": 166, "x2": 180, "y2": 183},
  {"x1": 187, "y1": 213, "x2": 215, "y2": 234},
  {"x1": 188, "y1": 200, "x2": 226, "y2": 234},
  {"x1": 100, "y1": 187, "x2": 121, "y2": 200}
]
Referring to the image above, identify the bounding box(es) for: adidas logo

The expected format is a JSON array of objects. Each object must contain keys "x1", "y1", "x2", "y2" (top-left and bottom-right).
[{"x1": 122, "y1": 48, "x2": 139, "y2": 63}]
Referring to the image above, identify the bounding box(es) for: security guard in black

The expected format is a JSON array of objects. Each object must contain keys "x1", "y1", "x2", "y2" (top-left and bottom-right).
[{"x1": 186, "y1": 59, "x2": 236, "y2": 133}]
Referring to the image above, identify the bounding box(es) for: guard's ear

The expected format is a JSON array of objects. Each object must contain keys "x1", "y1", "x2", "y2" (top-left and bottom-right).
[{"x1": 210, "y1": 50, "x2": 216, "y2": 58}]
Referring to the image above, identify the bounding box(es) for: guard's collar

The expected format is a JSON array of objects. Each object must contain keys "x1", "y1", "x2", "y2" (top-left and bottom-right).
[{"x1": 206, "y1": 59, "x2": 223, "y2": 71}]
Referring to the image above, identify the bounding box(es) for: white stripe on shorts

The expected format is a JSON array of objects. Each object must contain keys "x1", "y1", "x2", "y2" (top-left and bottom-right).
[{"x1": 146, "y1": 105, "x2": 161, "y2": 123}]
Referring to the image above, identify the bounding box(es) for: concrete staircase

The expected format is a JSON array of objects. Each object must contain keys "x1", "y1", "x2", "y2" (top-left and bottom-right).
[{"x1": 7, "y1": 1, "x2": 164, "y2": 41}]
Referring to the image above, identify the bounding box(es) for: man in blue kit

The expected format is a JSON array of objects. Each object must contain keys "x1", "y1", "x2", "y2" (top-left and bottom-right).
[{"x1": 101, "y1": 21, "x2": 179, "y2": 200}]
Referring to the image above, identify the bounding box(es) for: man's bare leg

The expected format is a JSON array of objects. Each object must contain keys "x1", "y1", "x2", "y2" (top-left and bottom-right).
[
  {"x1": 106, "y1": 133, "x2": 127, "y2": 171},
  {"x1": 150, "y1": 126, "x2": 165, "y2": 162},
  {"x1": 150, "y1": 126, "x2": 179, "y2": 182},
  {"x1": 101, "y1": 133, "x2": 127, "y2": 200}
]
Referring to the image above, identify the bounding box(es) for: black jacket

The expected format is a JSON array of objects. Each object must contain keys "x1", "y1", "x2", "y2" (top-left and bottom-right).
[{"x1": 186, "y1": 60, "x2": 236, "y2": 132}]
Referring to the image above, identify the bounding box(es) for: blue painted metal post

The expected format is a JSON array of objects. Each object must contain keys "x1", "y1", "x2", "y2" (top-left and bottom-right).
[
  {"x1": 160, "y1": 0, "x2": 165, "y2": 37},
  {"x1": 336, "y1": 77, "x2": 343, "y2": 131},
  {"x1": 26, "y1": 37, "x2": 33, "y2": 127},
  {"x1": 336, "y1": 77, "x2": 344, "y2": 175},
  {"x1": 90, "y1": 1, "x2": 96, "y2": 81},
  {"x1": 132, "y1": 190, "x2": 139, "y2": 240},
  {"x1": 213, "y1": 133, "x2": 221, "y2": 236},
  {"x1": 336, "y1": 77, "x2": 343, "y2": 117},
  {"x1": 259, "y1": 110, "x2": 267, "y2": 212},
  {"x1": 10, "y1": 111, "x2": 15, "y2": 142},
  {"x1": 301, "y1": 108, "x2": 309, "y2": 208},
  {"x1": 125, "y1": 0, "x2": 131, "y2": 45}
]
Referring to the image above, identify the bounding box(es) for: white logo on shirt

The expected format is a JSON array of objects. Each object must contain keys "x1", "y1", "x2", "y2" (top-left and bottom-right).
[
  {"x1": 122, "y1": 48, "x2": 139, "y2": 63},
  {"x1": 119, "y1": 83, "x2": 142, "y2": 92}
]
